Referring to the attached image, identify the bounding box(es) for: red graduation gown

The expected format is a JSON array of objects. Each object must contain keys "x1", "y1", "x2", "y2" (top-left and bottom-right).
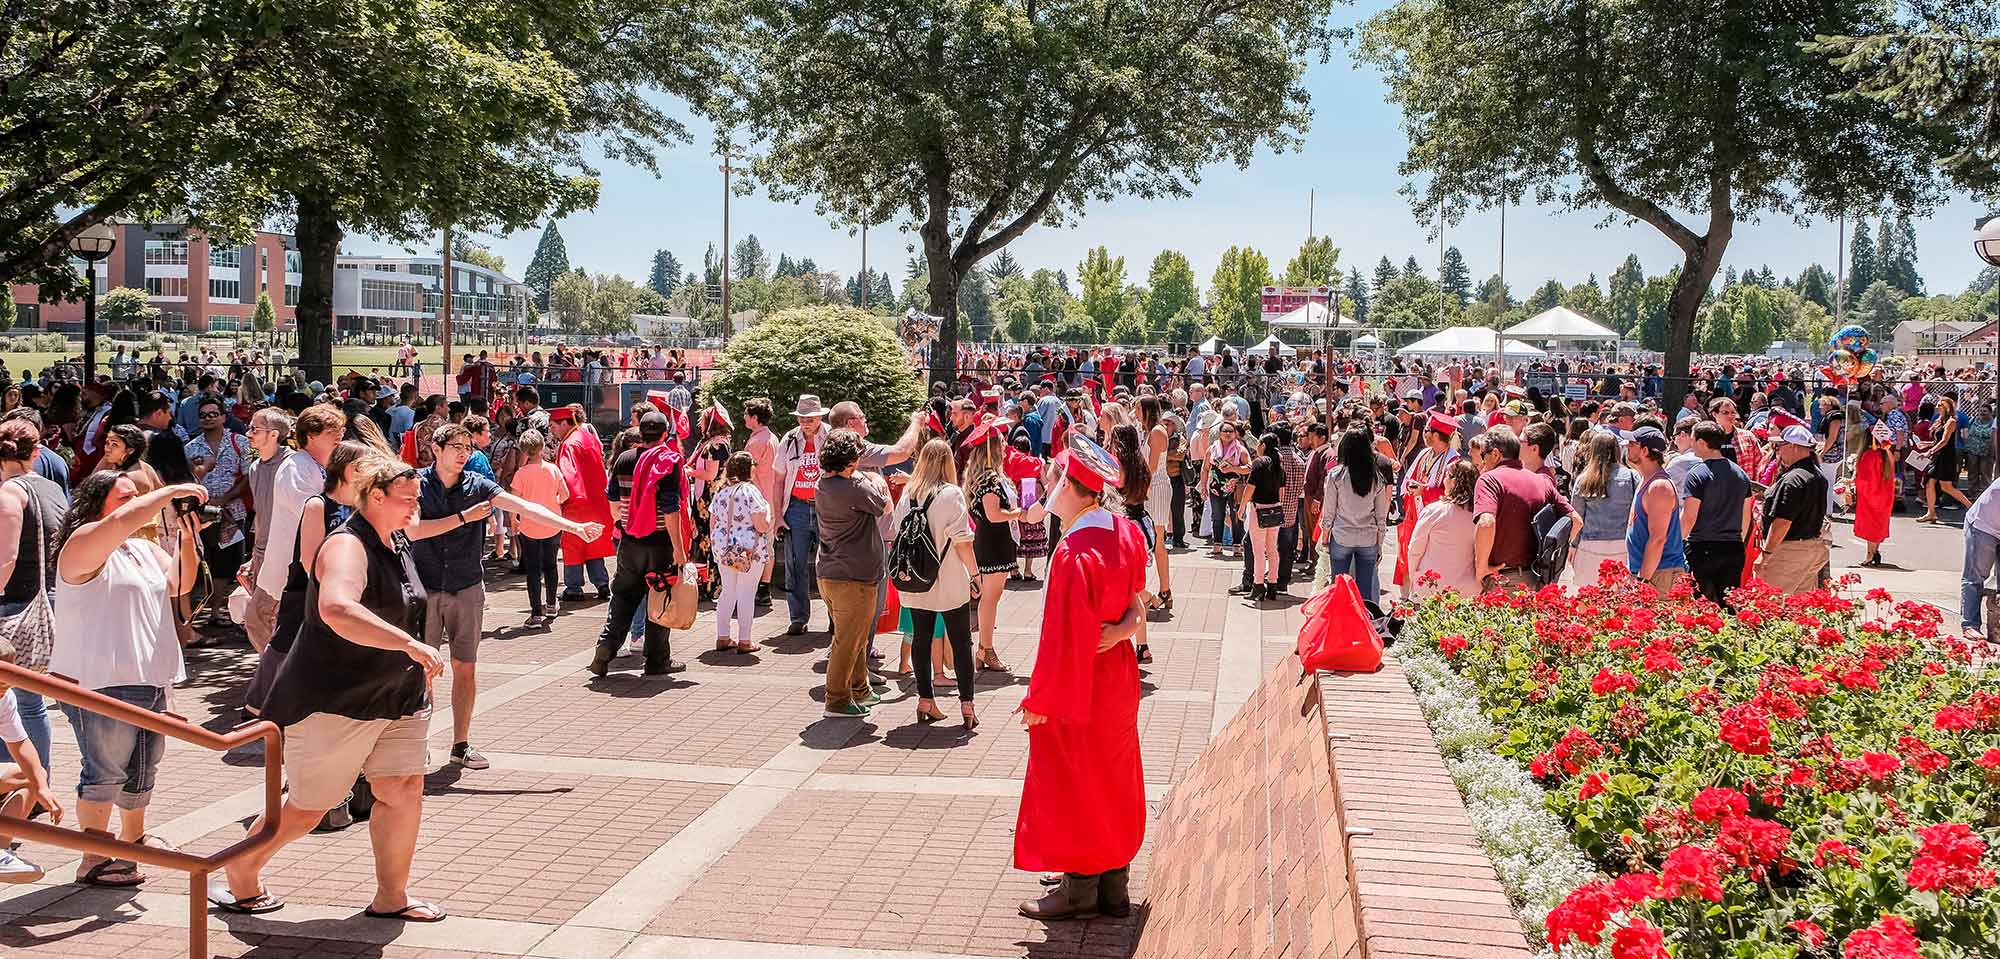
[
  {"x1": 1014, "y1": 512, "x2": 1147, "y2": 875},
  {"x1": 558, "y1": 427, "x2": 616, "y2": 564}
]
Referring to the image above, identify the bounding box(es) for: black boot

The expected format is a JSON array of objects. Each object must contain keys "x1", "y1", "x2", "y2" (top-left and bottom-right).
[
  {"x1": 1020, "y1": 872, "x2": 1100, "y2": 921},
  {"x1": 642, "y1": 624, "x2": 687, "y2": 675},
  {"x1": 588, "y1": 645, "x2": 613, "y2": 678},
  {"x1": 1096, "y1": 867, "x2": 1131, "y2": 918}
]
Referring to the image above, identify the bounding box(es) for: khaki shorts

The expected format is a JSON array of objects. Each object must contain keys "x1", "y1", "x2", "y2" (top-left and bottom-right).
[
  {"x1": 283, "y1": 711, "x2": 430, "y2": 811},
  {"x1": 245, "y1": 587, "x2": 280, "y2": 652},
  {"x1": 423, "y1": 584, "x2": 486, "y2": 663},
  {"x1": 1759, "y1": 538, "x2": 1829, "y2": 594}
]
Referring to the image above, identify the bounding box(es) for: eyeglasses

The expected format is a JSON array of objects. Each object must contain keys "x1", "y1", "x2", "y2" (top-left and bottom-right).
[{"x1": 441, "y1": 443, "x2": 473, "y2": 453}]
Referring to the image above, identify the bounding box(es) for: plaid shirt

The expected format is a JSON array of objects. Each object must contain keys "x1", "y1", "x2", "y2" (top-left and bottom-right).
[{"x1": 1277, "y1": 445, "x2": 1307, "y2": 527}]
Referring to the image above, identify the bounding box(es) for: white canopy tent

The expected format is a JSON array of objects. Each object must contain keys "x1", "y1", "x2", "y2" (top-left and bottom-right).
[
  {"x1": 1353, "y1": 333, "x2": 1382, "y2": 348},
  {"x1": 1197, "y1": 335, "x2": 1225, "y2": 355},
  {"x1": 1396, "y1": 326, "x2": 1546, "y2": 358},
  {"x1": 1265, "y1": 301, "x2": 1354, "y2": 330},
  {"x1": 1247, "y1": 335, "x2": 1297, "y2": 356},
  {"x1": 1504, "y1": 307, "x2": 1621, "y2": 346}
]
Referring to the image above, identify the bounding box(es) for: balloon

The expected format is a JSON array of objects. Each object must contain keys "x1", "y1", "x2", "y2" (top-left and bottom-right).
[{"x1": 1821, "y1": 325, "x2": 1877, "y2": 385}]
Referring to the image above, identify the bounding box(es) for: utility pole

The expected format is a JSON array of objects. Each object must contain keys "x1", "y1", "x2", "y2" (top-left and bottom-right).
[
  {"x1": 1438, "y1": 206, "x2": 1447, "y2": 328},
  {"x1": 1835, "y1": 212, "x2": 1847, "y2": 326},
  {"x1": 859, "y1": 221, "x2": 869, "y2": 309},
  {"x1": 439, "y1": 226, "x2": 454, "y2": 375},
  {"x1": 1308, "y1": 189, "x2": 1315, "y2": 241},
  {"x1": 719, "y1": 153, "x2": 733, "y2": 328},
  {"x1": 1499, "y1": 199, "x2": 1506, "y2": 303}
]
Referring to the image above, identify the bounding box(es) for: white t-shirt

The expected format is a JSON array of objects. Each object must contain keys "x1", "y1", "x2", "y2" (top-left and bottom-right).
[
  {"x1": 0, "y1": 690, "x2": 24, "y2": 745},
  {"x1": 254, "y1": 452, "x2": 328, "y2": 598}
]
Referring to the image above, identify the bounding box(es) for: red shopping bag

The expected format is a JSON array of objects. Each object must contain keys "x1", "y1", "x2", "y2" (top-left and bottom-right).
[
  {"x1": 875, "y1": 582, "x2": 901, "y2": 635},
  {"x1": 398, "y1": 428, "x2": 419, "y2": 467},
  {"x1": 1297, "y1": 574, "x2": 1383, "y2": 673}
]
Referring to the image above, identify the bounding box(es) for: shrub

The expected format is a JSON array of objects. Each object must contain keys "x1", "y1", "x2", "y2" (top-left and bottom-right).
[
  {"x1": 1400, "y1": 570, "x2": 2000, "y2": 957},
  {"x1": 702, "y1": 304, "x2": 924, "y2": 443}
]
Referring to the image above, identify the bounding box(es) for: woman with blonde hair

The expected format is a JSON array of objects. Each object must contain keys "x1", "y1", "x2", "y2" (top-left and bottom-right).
[
  {"x1": 1567, "y1": 431, "x2": 1637, "y2": 586},
  {"x1": 1136, "y1": 396, "x2": 1173, "y2": 611},
  {"x1": 1406, "y1": 459, "x2": 1480, "y2": 597},
  {"x1": 963, "y1": 423, "x2": 1042, "y2": 672},
  {"x1": 888, "y1": 439, "x2": 982, "y2": 727},
  {"x1": 1919, "y1": 394, "x2": 1972, "y2": 522}
]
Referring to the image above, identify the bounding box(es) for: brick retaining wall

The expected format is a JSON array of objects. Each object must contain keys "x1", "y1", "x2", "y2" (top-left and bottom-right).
[{"x1": 1133, "y1": 653, "x2": 1532, "y2": 959}]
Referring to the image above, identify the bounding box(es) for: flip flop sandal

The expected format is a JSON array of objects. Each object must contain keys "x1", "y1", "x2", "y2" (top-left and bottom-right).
[
  {"x1": 208, "y1": 879, "x2": 286, "y2": 915},
  {"x1": 137, "y1": 834, "x2": 178, "y2": 852},
  {"x1": 364, "y1": 900, "x2": 448, "y2": 923},
  {"x1": 78, "y1": 858, "x2": 145, "y2": 888}
]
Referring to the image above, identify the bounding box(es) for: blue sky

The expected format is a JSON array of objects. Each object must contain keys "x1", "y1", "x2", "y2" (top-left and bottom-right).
[{"x1": 353, "y1": 5, "x2": 1996, "y2": 300}]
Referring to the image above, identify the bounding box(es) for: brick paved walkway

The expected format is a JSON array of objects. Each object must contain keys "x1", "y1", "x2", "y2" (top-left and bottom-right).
[{"x1": 0, "y1": 544, "x2": 1305, "y2": 959}]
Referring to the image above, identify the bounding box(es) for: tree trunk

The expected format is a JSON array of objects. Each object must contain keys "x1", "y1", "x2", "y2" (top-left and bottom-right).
[
  {"x1": 1661, "y1": 240, "x2": 1727, "y2": 415},
  {"x1": 922, "y1": 234, "x2": 961, "y2": 386},
  {"x1": 293, "y1": 190, "x2": 341, "y2": 385}
]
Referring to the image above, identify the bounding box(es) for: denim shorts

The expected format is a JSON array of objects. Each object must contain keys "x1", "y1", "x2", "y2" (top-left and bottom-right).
[{"x1": 61, "y1": 684, "x2": 168, "y2": 810}]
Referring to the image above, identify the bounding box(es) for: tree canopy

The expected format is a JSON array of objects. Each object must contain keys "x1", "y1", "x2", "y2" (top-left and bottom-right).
[{"x1": 715, "y1": 0, "x2": 1342, "y2": 379}]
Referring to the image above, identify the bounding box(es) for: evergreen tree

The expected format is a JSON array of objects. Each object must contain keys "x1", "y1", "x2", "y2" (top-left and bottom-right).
[
  {"x1": 874, "y1": 272, "x2": 894, "y2": 307},
  {"x1": 1890, "y1": 213, "x2": 1923, "y2": 296},
  {"x1": 1372, "y1": 256, "x2": 1398, "y2": 294},
  {"x1": 1401, "y1": 255, "x2": 1424, "y2": 279},
  {"x1": 1796, "y1": 264, "x2": 1833, "y2": 310},
  {"x1": 773, "y1": 253, "x2": 797, "y2": 279},
  {"x1": 648, "y1": 250, "x2": 682, "y2": 297},
  {"x1": 1344, "y1": 266, "x2": 1370, "y2": 324},
  {"x1": 732, "y1": 235, "x2": 771, "y2": 281},
  {"x1": 1874, "y1": 219, "x2": 1896, "y2": 293},
  {"x1": 1722, "y1": 266, "x2": 1738, "y2": 288},
  {"x1": 1054, "y1": 269, "x2": 1071, "y2": 296},
  {"x1": 1607, "y1": 255, "x2": 1645, "y2": 332},
  {"x1": 1561, "y1": 276, "x2": 1606, "y2": 320},
  {"x1": 1855, "y1": 279, "x2": 1905, "y2": 339},
  {"x1": 1848, "y1": 219, "x2": 1877, "y2": 303},
  {"x1": 1638, "y1": 270, "x2": 1677, "y2": 349},
  {"x1": 1282, "y1": 236, "x2": 1340, "y2": 287},
  {"x1": 906, "y1": 255, "x2": 924, "y2": 281},
  {"x1": 1525, "y1": 279, "x2": 1564, "y2": 313},
  {"x1": 1145, "y1": 250, "x2": 1200, "y2": 336},
  {"x1": 522, "y1": 223, "x2": 570, "y2": 311},
  {"x1": 986, "y1": 250, "x2": 1022, "y2": 283},
  {"x1": 253, "y1": 291, "x2": 276, "y2": 338},
  {"x1": 702, "y1": 244, "x2": 721, "y2": 287},
  {"x1": 1438, "y1": 246, "x2": 1472, "y2": 306},
  {"x1": 1757, "y1": 265, "x2": 1777, "y2": 289},
  {"x1": 1474, "y1": 274, "x2": 1511, "y2": 309},
  {"x1": 958, "y1": 269, "x2": 993, "y2": 340},
  {"x1": 798, "y1": 257, "x2": 817, "y2": 274}
]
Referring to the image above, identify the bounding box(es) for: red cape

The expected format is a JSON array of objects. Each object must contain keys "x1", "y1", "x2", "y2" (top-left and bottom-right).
[
  {"x1": 1014, "y1": 515, "x2": 1147, "y2": 875},
  {"x1": 558, "y1": 427, "x2": 616, "y2": 563}
]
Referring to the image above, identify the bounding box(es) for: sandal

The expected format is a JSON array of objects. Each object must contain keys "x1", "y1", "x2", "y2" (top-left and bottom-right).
[
  {"x1": 77, "y1": 857, "x2": 144, "y2": 888},
  {"x1": 976, "y1": 646, "x2": 1011, "y2": 672},
  {"x1": 734, "y1": 641, "x2": 756, "y2": 653},
  {"x1": 209, "y1": 883, "x2": 286, "y2": 915},
  {"x1": 961, "y1": 702, "x2": 980, "y2": 731},
  {"x1": 364, "y1": 900, "x2": 448, "y2": 923},
  {"x1": 1157, "y1": 590, "x2": 1173, "y2": 611},
  {"x1": 715, "y1": 639, "x2": 734, "y2": 652}
]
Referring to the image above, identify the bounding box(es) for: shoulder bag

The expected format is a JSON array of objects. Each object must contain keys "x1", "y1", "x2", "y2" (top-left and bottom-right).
[{"x1": 0, "y1": 479, "x2": 56, "y2": 672}]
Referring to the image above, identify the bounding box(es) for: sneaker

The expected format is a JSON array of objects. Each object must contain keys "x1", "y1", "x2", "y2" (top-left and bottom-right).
[
  {"x1": 860, "y1": 690, "x2": 883, "y2": 706},
  {"x1": 559, "y1": 591, "x2": 587, "y2": 603},
  {"x1": 786, "y1": 621, "x2": 807, "y2": 636},
  {"x1": 524, "y1": 615, "x2": 546, "y2": 629},
  {"x1": 595, "y1": 587, "x2": 611, "y2": 601},
  {"x1": 0, "y1": 849, "x2": 43, "y2": 884},
  {"x1": 623, "y1": 639, "x2": 644, "y2": 657},
  {"x1": 868, "y1": 672, "x2": 890, "y2": 690},
  {"x1": 823, "y1": 702, "x2": 871, "y2": 718},
  {"x1": 451, "y1": 745, "x2": 490, "y2": 770},
  {"x1": 756, "y1": 585, "x2": 772, "y2": 608}
]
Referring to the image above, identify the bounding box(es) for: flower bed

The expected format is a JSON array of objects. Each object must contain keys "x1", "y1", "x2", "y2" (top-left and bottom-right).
[{"x1": 1398, "y1": 564, "x2": 2000, "y2": 958}]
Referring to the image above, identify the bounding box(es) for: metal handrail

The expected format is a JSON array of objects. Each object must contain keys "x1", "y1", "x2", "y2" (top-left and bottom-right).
[{"x1": 0, "y1": 660, "x2": 282, "y2": 958}]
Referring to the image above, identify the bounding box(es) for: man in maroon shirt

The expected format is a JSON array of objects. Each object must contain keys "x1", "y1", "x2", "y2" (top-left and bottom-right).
[
  {"x1": 1471, "y1": 426, "x2": 1577, "y2": 589},
  {"x1": 1298, "y1": 422, "x2": 1331, "y2": 579}
]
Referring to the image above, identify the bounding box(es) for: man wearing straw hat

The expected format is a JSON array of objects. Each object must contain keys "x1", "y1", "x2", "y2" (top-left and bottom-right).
[{"x1": 773, "y1": 396, "x2": 831, "y2": 634}]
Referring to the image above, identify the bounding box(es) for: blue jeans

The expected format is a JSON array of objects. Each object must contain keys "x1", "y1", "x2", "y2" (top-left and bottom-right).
[
  {"x1": 563, "y1": 557, "x2": 609, "y2": 595},
  {"x1": 61, "y1": 684, "x2": 168, "y2": 810},
  {"x1": 1962, "y1": 526, "x2": 1999, "y2": 631},
  {"x1": 1207, "y1": 493, "x2": 1241, "y2": 546},
  {"x1": 784, "y1": 497, "x2": 819, "y2": 624},
  {"x1": 1323, "y1": 541, "x2": 1382, "y2": 605}
]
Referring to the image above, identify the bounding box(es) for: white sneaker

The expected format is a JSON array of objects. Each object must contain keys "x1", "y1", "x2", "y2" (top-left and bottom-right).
[
  {"x1": 0, "y1": 848, "x2": 44, "y2": 883},
  {"x1": 623, "y1": 639, "x2": 644, "y2": 656}
]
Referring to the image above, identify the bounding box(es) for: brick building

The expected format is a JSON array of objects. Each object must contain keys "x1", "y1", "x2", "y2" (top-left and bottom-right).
[{"x1": 8, "y1": 224, "x2": 301, "y2": 335}]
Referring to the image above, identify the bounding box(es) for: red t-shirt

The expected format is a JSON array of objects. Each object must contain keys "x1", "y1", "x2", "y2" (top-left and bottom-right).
[
  {"x1": 791, "y1": 433, "x2": 821, "y2": 501},
  {"x1": 1472, "y1": 460, "x2": 1569, "y2": 569}
]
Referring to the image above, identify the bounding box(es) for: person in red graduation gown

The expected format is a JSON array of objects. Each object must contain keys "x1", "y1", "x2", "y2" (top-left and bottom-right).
[
  {"x1": 1015, "y1": 434, "x2": 1150, "y2": 921},
  {"x1": 1391, "y1": 411, "x2": 1460, "y2": 595},
  {"x1": 551, "y1": 406, "x2": 617, "y2": 595}
]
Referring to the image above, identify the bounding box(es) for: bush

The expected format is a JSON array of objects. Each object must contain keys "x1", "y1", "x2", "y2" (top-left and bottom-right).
[
  {"x1": 1400, "y1": 572, "x2": 2000, "y2": 957},
  {"x1": 32, "y1": 333, "x2": 63, "y2": 352},
  {"x1": 703, "y1": 305, "x2": 924, "y2": 443}
]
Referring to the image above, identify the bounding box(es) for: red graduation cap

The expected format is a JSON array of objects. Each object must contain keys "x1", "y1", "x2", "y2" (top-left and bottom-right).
[
  {"x1": 1768, "y1": 409, "x2": 1807, "y2": 432},
  {"x1": 1426, "y1": 411, "x2": 1458, "y2": 435},
  {"x1": 548, "y1": 406, "x2": 577, "y2": 424},
  {"x1": 706, "y1": 402, "x2": 733, "y2": 432},
  {"x1": 644, "y1": 391, "x2": 689, "y2": 440},
  {"x1": 1053, "y1": 433, "x2": 1121, "y2": 493},
  {"x1": 923, "y1": 410, "x2": 945, "y2": 435},
  {"x1": 958, "y1": 415, "x2": 1011, "y2": 450}
]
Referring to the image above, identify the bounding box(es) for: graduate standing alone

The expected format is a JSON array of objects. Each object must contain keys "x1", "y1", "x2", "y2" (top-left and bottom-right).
[{"x1": 1014, "y1": 434, "x2": 1150, "y2": 921}]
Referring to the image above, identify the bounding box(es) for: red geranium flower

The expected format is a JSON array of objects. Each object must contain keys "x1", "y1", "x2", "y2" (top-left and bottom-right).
[
  {"x1": 1718, "y1": 704, "x2": 1773, "y2": 755},
  {"x1": 1607, "y1": 871, "x2": 1660, "y2": 905},
  {"x1": 1690, "y1": 787, "x2": 1749, "y2": 823},
  {"x1": 1896, "y1": 736, "x2": 1950, "y2": 776},
  {"x1": 1591, "y1": 667, "x2": 1639, "y2": 696},
  {"x1": 1933, "y1": 704, "x2": 1979, "y2": 732},
  {"x1": 1906, "y1": 822, "x2": 1996, "y2": 895},
  {"x1": 1861, "y1": 752, "x2": 1904, "y2": 783},
  {"x1": 1841, "y1": 915, "x2": 1921, "y2": 959},
  {"x1": 1609, "y1": 919, "x2": 1667, "y2": 959},
  {"x1": 1545, "y1": 880, "x2": 1618, "y2": 947},
  {"x1": 1578, "y1": 772, "x2": 1609, "y2": 800},
  {"x1": 1715, "y1": 814, "x2": 1792, "y2": 871},
  {"x1": 1788, "y1": 919, "x2": 1826, "y2": 947},
  {"x1": 1658, "y1": 845, "x2": 1726, "y2": 902},
  {"x1": 1976, "y1": 748, "x2": 2000, "y2": 769},
  {"x1": 1437, "y1": 634, "x2": 1468, "y2": 658},
  {"x1": 1814, "y1": 839, "x2": 1861, "y2": 868}
]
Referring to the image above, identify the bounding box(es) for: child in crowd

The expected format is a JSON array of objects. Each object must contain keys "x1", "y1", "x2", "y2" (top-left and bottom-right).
[{"x1": 0, "y1": 638, "x2": 63, "y2": 882}]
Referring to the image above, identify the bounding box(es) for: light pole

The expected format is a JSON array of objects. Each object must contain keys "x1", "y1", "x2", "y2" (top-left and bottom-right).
[
  {"x1": 1976, "y1": 216, "x2": 2000, "y2": 376},
  {"x1": 68, "y1": 222, "x2": 117, "y2": 383}
]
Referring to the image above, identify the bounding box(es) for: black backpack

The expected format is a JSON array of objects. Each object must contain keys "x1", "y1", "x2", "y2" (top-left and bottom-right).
[
  {"x1": 1530, "y1": 502, "x2": 1574, "y2": 587},
  {"x1": 889, "y1": 492, "x2": 942, "y2": 594}
]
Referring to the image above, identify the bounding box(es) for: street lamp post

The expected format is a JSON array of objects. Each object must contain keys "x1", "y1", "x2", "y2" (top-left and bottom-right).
[
  {"x1": 1976, "y1": 216, "x2": 2000, "y2": 377},
  {"x1": 68, "y1": 223, "x2": 117, "y2": 384}
]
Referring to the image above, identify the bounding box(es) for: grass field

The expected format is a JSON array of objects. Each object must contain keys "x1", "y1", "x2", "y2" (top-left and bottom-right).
[{"x1": 0, "y1": 346, "x2": 412, "y2": 377}]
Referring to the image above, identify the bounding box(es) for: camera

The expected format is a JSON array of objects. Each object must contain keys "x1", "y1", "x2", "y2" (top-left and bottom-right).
[{"x1": 173, "y1": 497, "x2": 222, "y2": 525}]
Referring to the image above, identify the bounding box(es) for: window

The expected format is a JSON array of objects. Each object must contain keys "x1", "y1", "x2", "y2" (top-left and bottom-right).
[
  {"x1": 209, "y1": 245, "x2": 241, "y2": 270},
  {"x1": 284, "y1": 283, "x2": 300, "y2": 306},
  {"x1": 361, "y1": 278, "x2": 423, "y2": 313},
  {"x1": 284, "y1": 250, "x2": 301, "y2": 274},
  {"x1": 208, "y1": 315, "x2": 240, "y2": 332},
  {"x1": 144, "y1": 240, "x2": 189, "y2": 265},
  {"x1": 145, "y1": 276, "x2": 189, "y2": 297},
  {"x1": 209, "y1": 277, "x2": 241, "y2": 302},
  {"x1": 337, "y1": 262, "x2": 361, "y2": 271}
]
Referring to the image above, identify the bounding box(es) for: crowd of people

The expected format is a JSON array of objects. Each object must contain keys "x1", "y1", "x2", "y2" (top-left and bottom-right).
[{"x1": 0, "y1": 333, "x2": 1991, "y2": 926}]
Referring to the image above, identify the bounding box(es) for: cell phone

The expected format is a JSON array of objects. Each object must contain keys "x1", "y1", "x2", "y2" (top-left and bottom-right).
[{"x1": 1020, "y1": 477, "x2": 1037, "y2": 506}]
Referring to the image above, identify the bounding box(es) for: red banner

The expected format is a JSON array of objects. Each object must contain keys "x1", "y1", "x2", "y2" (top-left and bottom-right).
[{"x1": 1259, "y1": 286, "x2": 1334, "y2": 323}]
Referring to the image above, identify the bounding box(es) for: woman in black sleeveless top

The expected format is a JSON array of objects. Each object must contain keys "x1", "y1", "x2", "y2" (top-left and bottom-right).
[
  {"x1": 242, "y1": 441, "x2": 365, "y2": 716},
  {"x1": 215, "y1": 453, "x2": 448, "y2": 923}
]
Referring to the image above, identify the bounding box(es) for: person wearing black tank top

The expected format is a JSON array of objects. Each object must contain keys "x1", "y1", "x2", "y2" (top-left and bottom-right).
[{"x1": 217, "y1": 456, "x2": 449, "y2": 923}]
